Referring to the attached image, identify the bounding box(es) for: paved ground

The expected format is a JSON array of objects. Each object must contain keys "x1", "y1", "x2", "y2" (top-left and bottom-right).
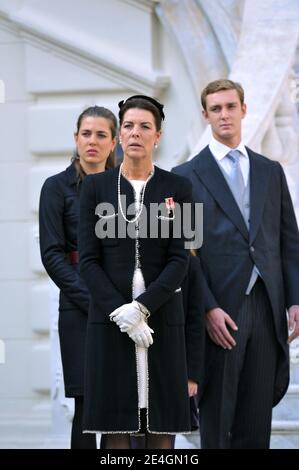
[
  {"x1": 0, "y1": 426, "x2": 200, "y2": 449},
  {"x1": 175, "y1": 432, "x2": 200, "y2": 449}
]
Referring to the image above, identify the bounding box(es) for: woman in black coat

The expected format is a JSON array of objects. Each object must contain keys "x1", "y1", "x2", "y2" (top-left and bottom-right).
[
  {"x1": 39, "y1": 105, "x2": 117, "y2": 449},
  {"x1": 78, "y1": 95, "x2": 196, "y2": 449},
  {"x1": 131, "y1": 251, "x2": 206, "y2": 449}
]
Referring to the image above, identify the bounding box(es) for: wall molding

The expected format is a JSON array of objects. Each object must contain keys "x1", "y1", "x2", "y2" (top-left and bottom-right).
[
  {"x1": 121, "y1": 0, "x2": 159, "y2": 13},
  {"x1": 0, "y1": 9, "x2": 169, "y2": 97}
]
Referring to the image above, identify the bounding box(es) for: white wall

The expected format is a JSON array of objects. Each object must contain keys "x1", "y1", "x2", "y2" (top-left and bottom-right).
[{"x1": 0, "y1": 0, "x2": 298, "y2": 448}]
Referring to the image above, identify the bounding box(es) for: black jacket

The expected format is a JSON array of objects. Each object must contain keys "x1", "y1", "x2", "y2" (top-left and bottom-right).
[
  {"x1": 78, "y1": 165, "x2": 197, "y2": 433},
  {"x1": 39, "y1": 162, "x2": 91, "y2": 396},
  {"x1": 39, "y1": 162, "x2": 89, "y2": 314},
  {"x1": 174, "y1": 145, "x2": 299, "y2": 405}
]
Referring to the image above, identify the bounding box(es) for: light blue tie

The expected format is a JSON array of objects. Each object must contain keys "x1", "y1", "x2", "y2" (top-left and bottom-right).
[
  {"x1": 226, "y1": 149, "x2": 245, "y2": 207},
  {"x1": 226, "y1": 150, "x2": 259, "y2": 294}
]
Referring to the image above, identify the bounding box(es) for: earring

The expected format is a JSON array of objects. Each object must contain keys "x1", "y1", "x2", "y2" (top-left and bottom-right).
[
  {"x1": 154, "y1": 143, "x2": 158, "y2": 149},
  {"x1": 119, "y1": 139, "x2": 122, "y2": 145}
]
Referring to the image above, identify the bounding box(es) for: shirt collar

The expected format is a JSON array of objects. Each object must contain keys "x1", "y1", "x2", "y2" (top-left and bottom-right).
[{"x1": 209, "y1": 136, "x2": 248, "y2": 162}]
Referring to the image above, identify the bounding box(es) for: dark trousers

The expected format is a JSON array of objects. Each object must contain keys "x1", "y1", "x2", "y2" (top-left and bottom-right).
[
  {"x1": 101, "y1": 435, "x2": 176, "y2": 449},
  {"x1": 200, "y1": 278, "x2": 278, "y2": 449},
  {"x1": 71, "y1": 397, "x2": 97, "y2": 449}
]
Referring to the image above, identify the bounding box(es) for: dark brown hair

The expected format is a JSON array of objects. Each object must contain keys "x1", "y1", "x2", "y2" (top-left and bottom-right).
[
  {"x1": 118, "y1": 95, "x2": 164, "y2": 131},
  {"x1": 201, "y1": 79, "x2": 244, "y2": 111},
  {"x1": 73, "y1": 105, "x2": 117, "y2": 171}
]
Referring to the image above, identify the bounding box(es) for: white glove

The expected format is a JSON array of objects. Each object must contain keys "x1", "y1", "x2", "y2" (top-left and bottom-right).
[
  {"x1": 128, "y1": 320, "x2": 154, "y2": 348},
  {"x1": 109, "y1": 301, "x2": 142, "y2": 332}
]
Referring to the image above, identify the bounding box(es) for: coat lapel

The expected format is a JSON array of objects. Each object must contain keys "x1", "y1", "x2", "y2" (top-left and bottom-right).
[
  {"x1": 193, "y1": 146, "x2": 249, "y2": 240},
  {"x1": 142, "y1": 166, "x2": 161, "y2": 207},
  {"x1": 247, "y1": 148, "x2": 271, "y2": 243}
]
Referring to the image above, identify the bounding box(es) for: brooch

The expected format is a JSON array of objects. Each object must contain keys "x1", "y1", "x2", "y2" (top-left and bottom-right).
[
  {"x1": 156, "y1": 197, "x2": 175, "y2": 221},
  {"x1": 165, "y1": 197, "x2": 175, "y2": 214}
]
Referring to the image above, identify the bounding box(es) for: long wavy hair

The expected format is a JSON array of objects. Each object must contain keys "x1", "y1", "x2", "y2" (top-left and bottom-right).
[{"x1": 72, "y1": 105, "x2": 118, "y2": 187}]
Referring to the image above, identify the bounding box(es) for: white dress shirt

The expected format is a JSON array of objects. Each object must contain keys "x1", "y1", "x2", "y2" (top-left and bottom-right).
[
  {"x1": 131, "y1": 180, "x2": 148, "y2": 409},
  {"x1": 209, "y1": 137, "x2": 261, "y2": 294},
  {"x1": 209, "y1": 136, "x2": 250, "y2": 186}
]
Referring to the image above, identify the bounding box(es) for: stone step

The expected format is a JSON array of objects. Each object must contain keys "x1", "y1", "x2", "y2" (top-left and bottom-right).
[
  {"x1": 0, "y1": 419, "x2": 298, "y2": 449},
  {"x1": 0, "y1": 437, "x2": 65, "y2": 450},
  {"x1": 175, "y1": 432, "x2": 200, "y2": 449},
  {"x1": 290, "y1": 362, "x2": 299, "y2": 383},
  {"x1": 0, "y1": 416, "x2": 71, "y2": 449},
  {"x1": 270, "y1": 420, "x2": 299, "y2": 449},
  {"x1": 272, "y1": 384, "x2": 299, "y2": 421},
  {"x1": 0, "y1": 418, "x2": 51, "y2": 440}
]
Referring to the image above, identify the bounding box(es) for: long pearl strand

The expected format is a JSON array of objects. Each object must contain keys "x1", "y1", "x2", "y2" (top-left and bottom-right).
[{"x1": 118, "y1": 162, "x2": 154, "y2": 223}]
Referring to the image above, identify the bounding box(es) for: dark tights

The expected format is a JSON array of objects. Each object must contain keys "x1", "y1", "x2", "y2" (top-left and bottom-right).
[
  {"x1": 103, "y1": 433, "x2": 174, "y2": 449},
  {"x1": 71, "y1": 396, "x2": 97, "y2": 449}
]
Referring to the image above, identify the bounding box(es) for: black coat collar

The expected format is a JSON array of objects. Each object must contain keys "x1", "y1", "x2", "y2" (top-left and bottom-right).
[{"x1": 192, "y1": 146, "x2": 271, "y2": 243}]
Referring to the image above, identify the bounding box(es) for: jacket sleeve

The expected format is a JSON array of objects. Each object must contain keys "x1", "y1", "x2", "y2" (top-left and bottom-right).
[
  {"x1": 78, "y1": 175, "x2": 126, "y2": 319},
  {"x1": 172, "y1": 165, "x2": 218, "y2": 312},
  {"x1": 136, "y1": 178, "x2": 191, "y2": 313},
  {"x1": 39, "y1": 176, "x2": 89, "y2": 314},
  {"x1": 184, "y1": 256, "x2": 206, "y2": 384},
  {"x1": 279, "y1": 163, "x2": 299, "y2": 308},
  {"x1": 199, "y1": 261, "x2": 219, "y2": 312}
]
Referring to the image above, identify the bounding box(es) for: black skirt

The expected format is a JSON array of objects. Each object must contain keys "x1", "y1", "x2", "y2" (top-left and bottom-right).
[{"x1": 58, "y1": 308, "x2": 87, "y2": 397}]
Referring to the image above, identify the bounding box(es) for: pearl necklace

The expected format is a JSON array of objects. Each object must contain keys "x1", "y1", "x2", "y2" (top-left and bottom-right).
[{"x1": 118, "y1": 162, "x2": 154, "y2": 223}]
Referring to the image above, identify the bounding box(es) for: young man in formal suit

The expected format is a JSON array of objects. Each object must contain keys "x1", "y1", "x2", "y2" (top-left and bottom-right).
[{"x1": 173, "y1": 79, "x2": 299, "y2": 449}]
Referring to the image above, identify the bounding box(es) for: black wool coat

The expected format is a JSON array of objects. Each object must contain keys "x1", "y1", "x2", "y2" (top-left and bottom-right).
[
  {"x1": 39, "y1": 162, "x2": 89, "y2": 397},
  {"x1": 78, "y1": 165, "x2": 196, "y2": 433}
]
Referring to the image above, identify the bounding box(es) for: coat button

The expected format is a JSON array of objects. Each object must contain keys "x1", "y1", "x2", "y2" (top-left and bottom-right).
[{"x1": 250, "y1": 246, "x2": 255, "y2": 252}]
